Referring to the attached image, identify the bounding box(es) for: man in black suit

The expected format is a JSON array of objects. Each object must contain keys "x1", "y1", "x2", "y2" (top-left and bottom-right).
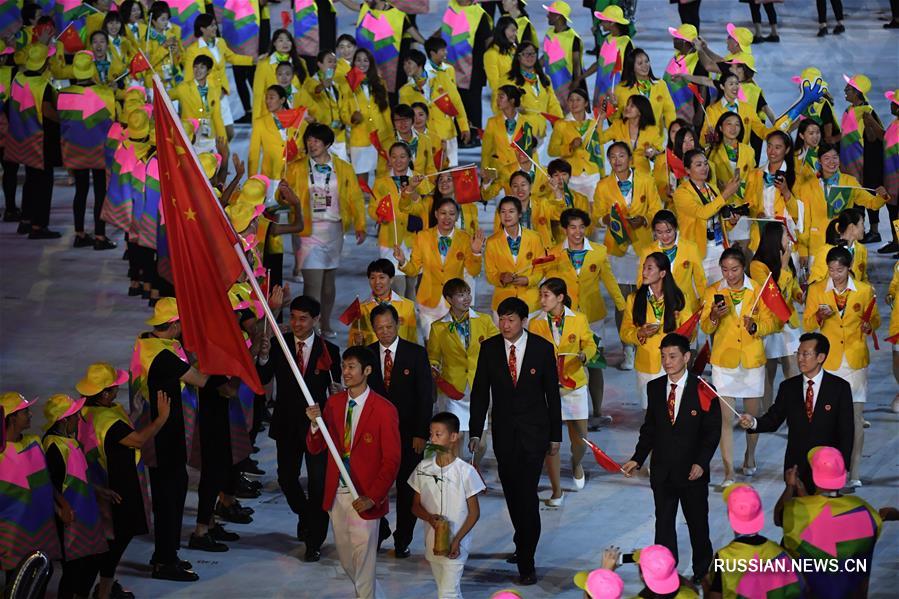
[
  {"x1": 257, "y1": 295, "x2": 341, "y2": 562},
  {"x1": 366, "y1": 303, "x2": 434, "y2": 558},
  {"x1": 469, "y1": 297, "x2": 562, "y2": 586},
  {"x1": 622, "y1": 333, "x2": 721, "y2": 586},
  {"x1": 740, "y1": 332, "x2": 854, "y2": 492}
]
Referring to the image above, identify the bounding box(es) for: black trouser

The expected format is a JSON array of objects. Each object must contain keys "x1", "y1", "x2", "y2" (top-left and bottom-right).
[
  {"x1": 892, "y1": 0, "x2": 899, "y2": 19},
  {"x1": 275, "y1": 433, "x2": 329, "y2": 550},
  {"x1": 128, "y1": 243, "x2": 157, "y2": 285},
  {"x1": 381, "y1": 439, "x2": 421, "y2": 550},
  {"x1": 749, "y1": 1, "x2": 777, "y2": 24},
  {"x1": 887, "y1": 201, "x2": 899, "y2": 245},
  {"x1": 2, "y1": 158, "x2": 18, "y2": 212},
  {"x1": 678, "y1": 0, "x2": 701, "y2": 30},
  {"x1": 98, "y1": 534, "x2": 133, "y2": 578},
  {"x1": 73, "y1": 168, "x2": 107, "y2": 235},
  {"x1": 197, "y1": 392, "x2": 231, "y2": 525},
  {"x1": 651, "y1": 478, "x2": 713, "y2": 578},
  {"x1": 22, "y1": 165, "x2": 53, "y2": 227},
  {"x1": 149, "y1": 464, "x2": 188, "y2": 565},
  {"x1": 232, "y1": 65, "x2": 255, "y2": 115},
  {"x1": 459, "y1": 85, "x2": 483, "y2": 131},
  {"x1": 317, "y1": 0, "x2": 336, "y2": 52},
  {"x1": 816, "y1": 0, "x2": 843, "y2": 22},
  {"x1": 495, "y1": 441, "x2": 545, "y2": 577},
  {"x1": 58, "y1": 554, "x2": 101, "y2": 599}
]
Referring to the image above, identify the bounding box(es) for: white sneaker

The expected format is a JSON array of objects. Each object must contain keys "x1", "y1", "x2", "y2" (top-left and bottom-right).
[
  {"x1": 621, "y1": 345, "x2": 635, "y2": 371},
  {"x1": 544, "y1": 493, "x2": 564, "y2": 507},
  {"x1": 573, "y1": 474, "x2": 585, "y2": 490},
  {"x1": 847, "y1": 479, "x2": 862, "y2": 488}
]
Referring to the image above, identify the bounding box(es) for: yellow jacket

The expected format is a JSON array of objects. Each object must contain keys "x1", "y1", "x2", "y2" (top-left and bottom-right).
[
  {"x1": 528, "y1": 307, "x2": 597, "y2": 390},
  {"x1": 482, "y1": 111, "x2": 538, "y2": 184},
  {"x1": 484, "y1": 226, "x2": 545, "y2": 311},
  {"x1": 803, "y1": 277, "x2": 880, "y2": 370},
  {"x1": 251, "y1": 54, "x2": 305, "y2": 121},
  {"x1": 743, "y1": 168, "x2": 800, "y2": 251},
  {"x1": 700, "y1": 98, "x2": 769, "y2": 146},
  {"x1": 427, "y1": 310, "x2": 499, "y2": 394},
  {"x1": 248, "y1": 114, "x2": 299, "y2": 178},
  {"x1": 637, "y1": 238, "x2": 707, "y2": 315},
  {"x1": 490, "y1": 194, "x2": 566, "y2": 251},
  {"x1": 600, "y1": 118, "x2": 664, "y2": 176},
  {"x1": 106, "y1": 35, "x2": 136, "y2": 67},
  {"x1": 517, "y1": 79, "x2": 563, "y2": 139},
  {"x1": 184, "y1": 37, "x2": 254, "y2": 95},
  {"x1": 369, "y1": 172, "x2": 434, "y2": 249},
  {"x1": 707, "y1": 141, "x2": 756, "y2": 203},
  {"x1": 400, "y1": 193, "x2": 480, "y2": 236},
  {"x1": 808, "y1": 242, "x2": 869, "y2": 285},
  {"x1": 613, "y1": 79, "x2": 677, "y2": 131},
  {"x1": 620, "y1": 291, "x2": 690, "y2": 374},
  {"x1": 349, "y1": 292, "x2": 418, "y2": 347},
  {"x1": 542, "y1": 239, "x2": 627, "y2": 322},
  {"x1": 400, "y1": 227, "x2": 483, "y2": 309},
  {"x1": 796, "y1": 173, "x2": 885, "y2": 259},
  {"x1": 399, "y1": 65, "x2": 469, "y2": 142},
  {"x1": 548, "y1": 117, "x2": 604, "y2": 177},
  {"x1": 671, "y1": 179, "x2": 728, "y2": 259},
  {"x1": 341, "y1": 82, "x2": 393, "y2": 148},
  {"x1": 283, "y1": 155, "x2": 366, "y2": 237},
  {"x1": 888, "y1": 263, "x2": 899, "y2": 341},
  {"x1": 749, "y1": 261, "x2": 802, "y2": 329},
  {"x1": 170, "y1": 79, "x2": 226, "y2": 140},
  {"x1": 592, "y1": 170, "x2": 662, "y2": 257},
  {"x1": 700, "y1": 276, "x2": 782, "y2": 370},
  {"x1": 484, "y1": 46, "x2": 514, "y2": 95},
  {"x1": 145, "y1": 24, "x2": 184, "y2": 83},
  {"x1": 302, "y1": 74, "x2": 349, "y2": 145},
  {"x1": 375, "y1": 130, "x2": 438, "y2": 178}
]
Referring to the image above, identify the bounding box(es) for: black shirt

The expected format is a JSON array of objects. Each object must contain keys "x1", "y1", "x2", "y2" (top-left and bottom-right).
[
  {"x1": 147, "y1": 346, "x2": 191, "y2": 467},
  {"x1": 106, "y1": 420, "x2": 149, "y2": 537}
]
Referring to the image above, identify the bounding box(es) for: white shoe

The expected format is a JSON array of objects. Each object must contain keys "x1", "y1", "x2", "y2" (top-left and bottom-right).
[
  {"x1": 573, "y1": 474, "x2": 585, "y2": 490},
  {"x1": 847, "y1": 479, "x2": 862, "y2": 488},
  {"x1": 718, "y1": 479, "x2": 735, "y2": 491},
  {"x1": 862, "y1": 420, "x2": 871, "y2": 429},
  {"x1": 742, "y1": 466, "x2": 757, "y2": 477},
  {"x1": 620, "y1": 345, "x2": 635, "y2": 371},
  {"x1": 544, "y1": 493, "x2": 564, "y2": 507},
  {"x1": 892, "y1": 395, "x2": 899, "y2": 413}
]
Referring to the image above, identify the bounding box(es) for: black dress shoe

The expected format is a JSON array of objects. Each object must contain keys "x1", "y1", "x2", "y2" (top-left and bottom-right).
[
  {"x1": 92, "y1": 579, "x2": 134, "y2": 599},
  {"x1": 752, "y1": 34, "x2": 766, "y2": 44},
  {"x1": 862, "y1": 230, "x2": 882, "y2": 244},
  {"x1": 215, "y1": 501, "x2": 253, "y2": 524},
  {"x1": 877, "y1": 241, "x2": 899, "y2": 254},
  {"x1": 518, "y1": 572, "x2": 538, "y2": 586},
  {"x1": 239, "y1": 459, "x2": 265, "y2": 476},
  {"x1": 305, "y1": 548, "x2": 321, "y2": 562},
  {"x1": 28, "y1": 227, "x2": 61, "y2": 239},
  {"x1": 73, "y1": 233, "x2": 95, "y2": 247},
  {"x1": 833, "y1": 24, "x2": 845, "y2": 34},
  {"x1": 817, "y1": 26, "x2": 828, "y2": 37},
  {"x1": 150, "y1": 557, "x2": 193, "y2": 570},
  {"x1": 377, "y1": 518, "x2": 391, "y2": 549},
  {"x1": 3, "y1": 207, "x2": 21, "y2": 222},
  {"x1": 394, "y1": 546, "x2": 411, "y2": 559},
  {"x1": 152, "y1": 563, "x2": 199, "y2": 582},
  {"x1": 506, "y1": 552, "x2": 518, "y2": 564},
  {"x1": 94, "y1": 237, "x2": 118, "y2": 250},
  {"x1": 234, "y1": 113, "x2": 253, "y2": 124},
  {"x1": 230, "y1": 499, "x2": 255, "y2": 515},
  {"x1": 189, "y1": 533, "x2": 229, "y2": 552},
  {"x1": 239, "y1": 473, "x2": 262, "y2": 490},
  {"x1": 210, "y1": 523, "x2": 240, "y2": 542},
  {"x1": 885, "y1": 20, "x2": 899, "y2": 28},
  {"x1": 234, "y1": 478, "x2": 262, "y2": 499}
]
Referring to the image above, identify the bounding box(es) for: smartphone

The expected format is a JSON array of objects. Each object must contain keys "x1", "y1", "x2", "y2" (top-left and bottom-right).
[
  {"x1": 714, "y1": 294, "x2": 726, "y2": 306},
  {"x1": 618, "y1": 552, "x2": 636, "y2": 565}
]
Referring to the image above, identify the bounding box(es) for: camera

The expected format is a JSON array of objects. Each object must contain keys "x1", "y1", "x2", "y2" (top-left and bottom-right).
[
  {"x1": 719, "y1": 203, "x2": 750, "y2": 220},
  {"x1": 618, "y1": 552, "x2": 636, "y2": 565}
]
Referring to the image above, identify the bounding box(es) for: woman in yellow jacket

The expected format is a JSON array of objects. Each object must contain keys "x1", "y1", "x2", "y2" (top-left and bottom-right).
[
  {"x1": 341, "y1": 47, "x2": 392, "y2": 182},
  {"x1": 548, "y1": 88, "x2": 605, "y2": 196},
  {"x1": 707, "y1": 112, "x2": 756, "y2": 247},
  {"x1": 529, "y1": 278, "x2": 596, "y2": 503},
  {"x1": 401, "y1": 171, "x2": 480, "y2": 237},
  {"x1": 484, "y1": 17, "x2": 518, "y2": 108},
  {"x1": 700, "y1": 248, "x2": 781, "y2": 488},
  {"x1": 699, "y1": 72, "x2": 768, "y2": 148},
  {"x1": 251, "y1": 28, "x2": 308, "y2": 122},
  {"x1": 349, "y1": 258, "x2": 418, "y2": 347},
  {"x1": 793, "y1": 119, "x2": 822, "y2": 187},
  {"x1": 672, "y1": 149, "x2": 742, "y2": 283},
  {"x1": 543, "y1": 208, "x2": 626, "y2": 428},
  {"x1": 101, "y1": 11, "x2": 135, "y2": 68},
  {"x1": 144, "y1": 3, "x2": 183, "y2": 89},
  {"x1": 637, "y1": 210, "x2": 707, "y2": 316},
  {"x1": 482, "y1": 85, "x2": 539, "y2": 186},
  {"x1": 612, "y1": 48, "x2": 677, "y2": 131},
  {"x1": 248, "y1": 85, "x2": 305, "y2": 179},
  {"x1": 742, "y1": 131, "x2": 800, "y2": 252},
  {"x1": 427, "y1": 277, "x2": 499, "y2": 466},
  {"x1": 303, "y1": 50, "x2": 350, "y2": 160},
  {"x1": 796, "y1": 142, "x2": 888, "y2": 265},
  {"x1": 600, "y1": 95, "x2": 663, "y2": 177},
  {"x1": 808, "y1": 210, "x2": 869, "y2": 285},
  {"x1": 485, "y1": 196, "x2": 545, "y2": 315},
  {"x1": 803, "y1": 246, "x2": 880, "y2": 487},
  {"x1": 396, "y1": 196, "x2": 486, "y2": 339},
  {"x1": 490, "y1": 169, "x2": 565, "y2": 251},
  {"x1": 620, "y1": 252, "x2": 689, "y2": 409},
  {"x1": 506, "y1": 41, "x2": 563, "y2": 140},
  {"x1": 370, "y1": 142, "x2": 433, "y2": 299}
]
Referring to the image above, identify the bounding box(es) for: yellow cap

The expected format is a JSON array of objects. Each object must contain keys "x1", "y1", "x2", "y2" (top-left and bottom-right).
[
  {"x1": 0, "y1": 392, "x2": 37, "y2": 416},
  {"x1": 25, "y1": 43, "x2": 49, "y2": 72},
  {"x1": 594, "y1": 5, "x2": 628, "y2": 25},
  {"x1": 127, "y1": 109, "x2": 150, "y2": 140},
  {"x1": 43, "y1": 394, "x2": 86, "y2": 432},
  {"x1": 72, "y1": 50, "x2": 98, "y2": 80},
  {"x1": 728, "y1": 52, "x2": 756, "y2": 71},
  {"x1": 198, "y1": 152, "x2": 222, "y2": 179},
  {"x1": 75, "y1": 363, "x2": 129, "y2": 397},
  {"x1": 668, "y1": 24, "x2": 698, "y2": 42},
  {"x1": 237, "y1": 176, "x2": 269, "y2": 207},
  {"x1": 542, "y1": 1, "x2": 571, "y2": 21},
  {"x1": 146, "y1": 296, "x2": 180, "y2": 326},
  {"x1": 843, "y1": 73, "x2": 871, "y2": 98},
  {"x1": 726, "y1": 23, "x2": 753, "y2": 51},
  {"x1": 226, "y1": 201, "x2": 265, "y2": 233}
]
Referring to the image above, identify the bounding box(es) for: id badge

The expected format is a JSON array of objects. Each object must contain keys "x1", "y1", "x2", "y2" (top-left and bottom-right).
[
  {"x1": 198, "y1": 118, "x2": 211, "y2": 139},
  {"x1": 312, "y1": 190, "x2": 330, "y2": 212}
]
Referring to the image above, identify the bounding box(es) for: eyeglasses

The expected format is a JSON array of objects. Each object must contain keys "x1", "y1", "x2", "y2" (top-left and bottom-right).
[{"x1": 519, "y1": 51, "x2": 537, "y2": 58}]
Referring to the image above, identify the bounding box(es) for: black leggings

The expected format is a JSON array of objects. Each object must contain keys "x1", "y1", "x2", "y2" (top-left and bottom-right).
[
  {"x1": 58, "y1": 554, "x2": 101, "y2": 599},
  {"x1": 750, "y1": 2, "x2": 777, "y2": 24},
  {"x1": 817, "y1": 0, "x2": 843, "y2": 22},
  {"x1": 678, "y1": 0, "x2": 701, "y2": 30},
  {"x1": 2, "y1": 158, "x2": 18, "y2": 211},
  {"x1": 22, "y1": 165, "x2": 53, "y2": 227},
  {"x1": 232, "y1": 65, "x2": 255, "y2": 114},
  {"x1": 128, "y1": 243, "x2": 157, "y2": 285},
  {"x1": 98, "y1": 535, "x2": 133, "y2": 578},
  {"x1": 73, "y1": 168, "x2": 107, "y2": 235}
]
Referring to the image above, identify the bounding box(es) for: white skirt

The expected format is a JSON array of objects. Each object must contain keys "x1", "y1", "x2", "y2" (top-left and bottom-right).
[
  {"x1": 221, "y1": 94, "x2": 234, "y2": 126},
  {"x1": 610, "y1": 246, "x2": 639, "y2": 286},
  {"x1": 830, "y1": 356, "x2": 867, "y2": 403},
  {"x1": 704, "y1": 242, "x2": 724, "y2": 285},
  {"x1": 350, "y1": 144, "x2": 377, "y2": 174},
  {"x1": 445, "y1": 137, "x2": 459, "y2": 167},
  {"x1": 560, "y1": 384, "x2": 589, "y2": 421},
  {"x1": 298, "y1": 221, "x2": 344, "y2": 270},
  {"x1": 569, "y1": 173, "x2": 601, "y2": 198},
  {"x1": 637, "y1": 368, "x2": 666, "y2": 409},
  {"x1": 330, "y1": 141, "x2": 348, "y2": 163},
  {"x1": 712, "y1": 364, "x2": 765, "y2": 398},
  {"x1": 764, "y1": 323, "x2": 801, "y2": 359}
]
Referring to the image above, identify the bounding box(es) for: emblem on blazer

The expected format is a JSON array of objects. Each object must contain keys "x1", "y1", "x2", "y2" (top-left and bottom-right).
[
  {"x1": 456, "y1": 251, "x2": 464, "y2": 261},
  {"x1": 314, "y1": 369, "x2": 320, "y2": 375},
  {"x1": 824, "y1": 404, "x2": 832, "y2": 411},
  {"x1": 363, "y1": 432, "x2": 374, "y2": 443},
  {"x1": 691, "y1": 410, "x2": 697, "y2": 416},
  {"x1": 538, "y1": 217, "x2": 547, "y2": 225},
  {"x1": 640, "y1": 195, "x2": 645, "y2": 203},
  {"x1": 568, "y1": 333, "x2": 576, "y2": 342},
  {"x1": 526, "y1": 251, "x2": 533, "y2": 260},
  {"x1": 683, "y1": 260, "x2": 689, "y2": 269},
  {"x1": 530, "y1": 368, "x2": 536, "y2": 374},
  {"x1": 398, "y1": 317, "x2": 404, "y2": 324},
  {"x1": 743, "y1": 116, "x2": 749, "y2": 123},
  {"x1": 853, "y1": 303, "x2": 861, "y2": 312},
  {"x1": 403, "y1": 368, "x2": 410, "y2": 375},
  {"x1": 589, "y1": 264, "x2": 597, "y2": 272},
  {"x1": 656, "y1": 95, "x2": 663, "y2": 102},
  {"x1": 478, "y1": 336, "x2": 485, "y2": 343}
]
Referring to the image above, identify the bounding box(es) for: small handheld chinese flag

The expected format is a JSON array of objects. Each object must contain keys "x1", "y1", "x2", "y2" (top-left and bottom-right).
[
  {"x1": 540, "y1": 111, "x2": 561, "y2": 125},
  {"x1": 375, "y1": 195, "x2": 394, "y2": 223},
  {"x1": 275, "y1": 106, "x2": 306, "y2": 129},
  {"x1": 688, "y1": 83, "x2": 705, "y2": 106},
  {"x1": 129, "y1": 51, "x2": 151, "y2": 77},
  {"x1": 532, "y1": 254, "x2": 556, "y2": 267},
  {"x1": 58, "y1": 25, "x2": 84, "y2": 53},
  {"x1": 369, "y1": 130, "x2": 387, "y2": 159},
  {"x1": 690, "y1": 339, "x2": 711, "y2": 375},
  {"x1": 667, "y1": 148, "x2": 687, "y2": 180},
  {"x1": 696, "y1": 377, "x2": 718, "y2": 412},
  {"x1": 759, "y1": 274, "x2": 792, "y2": 323},
  {"x1": 582, "y1": 438, "x2": 622, "y2": 473},
  {"x1": 433, "y1": 93, "x2": 458, "y2": 117},
  {"x1": 346, "y1": 66, "x2": 365, "y2": 92},
  {"x1": 557, "y1": 356, "x2": 577, "y2": 389},
  {"x1": 860, "y1": 296, "x2": 879, "y2": 350},
  {"x1": 338, "y1": 297, "x2": 362, "y2": 325},
  {"x1": 433, "y1": 146, "x2": 444, "y2": 171},
  {"x1": 316, "y1": 345, "x2": 333, "y2": 372},
  {"x1": 284, "y1": 138, "x2": 299, "y2": 162},
  {"x1": 451, "y1": 165, "x2": 480, "y2": 204},
  {"x1": 885, "y1": 332, "x2": 899, "y2": 344},
  {"x1": 674, "y1": 307, "x2": 703, "y2": 339},
  {"x1": 357, "y1": 175, "x2": 372, "y2": 195}
]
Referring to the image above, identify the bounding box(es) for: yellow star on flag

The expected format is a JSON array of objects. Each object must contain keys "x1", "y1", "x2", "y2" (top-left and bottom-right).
[{"x1": 185, "y1": 208, "x2": 197, "y2": 221}]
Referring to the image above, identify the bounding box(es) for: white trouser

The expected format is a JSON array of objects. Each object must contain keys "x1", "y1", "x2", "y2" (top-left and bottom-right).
[
  {"x1": 429, "y1": 558, "x2": 466, "y2": 599},
  {"x1": 330, "y1": 490, "x2": 383, "y2": 599}
]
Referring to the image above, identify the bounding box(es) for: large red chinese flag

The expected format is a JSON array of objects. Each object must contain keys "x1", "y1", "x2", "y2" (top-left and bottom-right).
[
  {"x1": 129, "y1": 51, "x2": 151, "y2": 77},
  {"x1": 152, "y1": 77, "x2": 263, "y2": 393},
  {"x1": 451, "y1": 165, "x2": 480, "y2": 204},
  {"x1": 58, "y1": 25, "x2": 84, "y2": 53},
  {"x1": 759, "y1": 274, "x2": 792, "y2": 323}
]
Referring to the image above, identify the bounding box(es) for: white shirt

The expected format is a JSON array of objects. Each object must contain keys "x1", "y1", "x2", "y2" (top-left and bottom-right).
[
  {"x1": 720, "y1": 275, "x2": 754, "y2": 317},
  {"x1": 379, "y1": 336, "x2": 400, "y2": 378},
  {"x1": 198, "y1": 37, "x2": 221, "y2": 63},
  {"x1": 761, "y1": 164, "x2": 786, "y2": 218},
  {"x1": 503, "y1": 330, "x2": 528, "y2": 381},
  {"x1": 666, "y1": 370, "x2": 687, "y2": 423},
  {"x1": 294, "y1": 333, "x2": 314, "y2": 372},
  {"x1": 802, "y1": 368, "x2": 824, "y2": 411}
]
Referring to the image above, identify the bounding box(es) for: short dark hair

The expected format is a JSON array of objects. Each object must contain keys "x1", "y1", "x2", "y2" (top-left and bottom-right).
[
  {"x1": 149, "y1": 1, "x2": 171, "y2": 22},
  {"x1": 547, "y1": 159, "x2": 572, "y2": 176},
  {"x1": 90, "y1": 30, "x2": 109, "y2": 44},
  {"x1": 431, "y1": 411, "x2": 460, "y2": 434},
  {"x1": 497, "y1": 195, "x2": 522, "y2": 213},
  {"x1": 651, "y1": 209, "x2": 678, "y2": 230},
  {"x1": 606, "y1": 140, "x2": 632, "y2": 158},
  {"x1": 367, "y1": 258, "x2": 396, "y2": 278},
  {"x1": 659, "y1": 333, "x2": 691, "y2": 355},
  {"x1": 498, "y1": 84, "x2": 523, "y2": 107},
  {"x1": 194, "y1": 12, "x2": 215, "y2": 37},
  {"x1": 799, "y1": 332, "x2": 830, "y2": 358},
  {"x1": 343, "y1": 346, "x2": 376, "y2": 372},
  {"x1": 337, "y1": 33, "x2": 356, "y2": 47},
  {"x1": 405, "y1": 48, "x2": 426, "y2": 68},
  {"x1": 392, "y1": 103, "x2": 415, "y2": 121},
  {"x1": 193, "y1": 54, "x2": 214, "y2": 70},
  {"x1": 275, "y1": 61, "x2": 294, "y2": 74},
  {"x1": 682, "y1": 148, "x2": 706, "y2": 170},
  {"x1": 289, "y1": 295, "x2": 321, "y2": 317},
  {"x1": 825, "y1": 245, "x2": 853, "y2": 268},
  {"x1": 497, "y1": 297, "x2": 528, "y2": 320},
  {"x1": 560, "y1": 208, "x2": 590, "y2": 228},
  {"x1": 370, "y1": 302, "x2": 399, "y2": 326},
  {"x1": 266, "y1": 84, "x2": 287, "y2": 100},
  {"x1": 303, "y1": 122, "x2": 335, "y2": 148},
  {"x1": 719, "y1": 247, "x2": 746, "y2": 267},
  {"x1": 424, "y1": 36, "x2": 447, "y2": 57},
  {"x1": 388, "y1": 141, "x2": 411, "y2": 158},
  {"x1": 442, "y1": 277, "x2": 470, "y2": 299}
]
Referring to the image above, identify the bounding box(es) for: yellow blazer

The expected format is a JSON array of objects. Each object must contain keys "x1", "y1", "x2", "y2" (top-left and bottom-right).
[
  {"x1": 796, "y1": 173, "x2": 885, "y2": 259},
  {"x1": 808, "y1": 242, "x2": 869, "y2": 285},
  {"x1": 248, "y1": 114, "x2": 300, "y2": 178},
  {"x1": 145, "y1": 24, "x2": 184, "y2": 81},
  {"x1": 341, "y1": 82, "x2": 393, "y2": 148},
  {"x1": 517, "y1": 79, "x2": 563, "y2": 139},
  {"x1": 349, "y1": 293, "x2": 418, "y2": 347},
  {"x1": 637, "y1": 238, "x2": 707, "y2": 315},
  {"x1": 484, "y1": 46, "x2": 514, "y2": 95},
  {"x1": 548, "y1": 117, "x2": 604, "y2": 177},
  {"x1": 749, "y1": 261, "x2": 802, "y2": 329},
  {"x1": 700, "y1": 277, "x2": 781, "y2": 370},
  {"x1": 369, "y1": 173, "x2": 434, "y2": 249},
  {"x1": 251, "y1": 54, "x2": 306, "y2": 120},
  {"x1": 283, "y1": 155, "x2": 366, "y2": 237},
  {"x1": 398, "y1": 66, "x2": 469, "y2": 142},
  {"x1": 671, "y1": 179, "x2": 727, "y2": 260},
  {"x1": 888, "y1": 263, "x2": 899, "y2": 341},
  {"x1": 743, "y1": 168, "x2": 800, "y2": 251},
  {"x1": 427, "y1": 310, "x2": 499, "y2": 393},
  {"x1": 613, "y1": 79, "x2": 677, "y2": 131},
  {"x1": 708, "y1": 141, "x2": 756, "y2": 203},
  {"x1": 803, "y1": 278, "x2": 880, "y2": 370},
  {"x1": 482, "y1": 112, "x2": 537, "y2": 184},
  {"x1": 549, "y1": 185, "x2": 593, "y2": 241},
  {"x1": 700, "y1": 98, "x2": 769, "y2": 146},
  {"x1": 592, "y1": 170, "x2": 662, "y2": 257},
  {"x1": 484, "y1": 227, "x2": 545, "y2": 311},
  {"x1": 375, "y1": 130, "x2": 438, "y2": 178},
  {"x1": 600, "y1": 119, "x2": 663, "y2": 176},
  {"x1": 170, "y1": 79, "x2": 226, "y2": 140},
  {"x1": 106, "y1": 35, "x2": 136, "y2": 66},
  {"x1": 620, "y1": 291, "x2": 690, "y2": 374},
  {"x1": 528, "y1": 307, "x2": 597, "y2": 390},
  {"x1": 400, "y1": 227, "x2": 483, "y2": 309},
  {"x1": 490, "y1": 195, "x2": 565, "y2": 251},
  {"x1": 543, "y1": 240, "x2": 627, "y2": 322},
  {"x1": 302, "y1": 74, "x2": 349, "y2": 145},
  {"x1": 400, "y1": 194, "x2": 480, "y2": 236},
  {"x1": 184, "y1": 38, "x2": 254, "y2": 95}
]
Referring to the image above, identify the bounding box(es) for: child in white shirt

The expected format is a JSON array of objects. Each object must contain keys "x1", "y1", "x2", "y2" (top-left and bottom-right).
[{"x1": 409, "y1": 412, "x2": 486, "y2": 599}]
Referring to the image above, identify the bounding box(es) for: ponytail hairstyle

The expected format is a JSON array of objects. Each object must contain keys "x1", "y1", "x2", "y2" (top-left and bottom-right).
[
  {"x1": 793, "y1": 119, "x2": 822, "y2": 155},
  {"x1": 632, "y1": 252, "x2": 685, "y2": 332},
  {"x1": 540, "y1": 277, "x2": 572, "y2": 308},
  {"x1": 824, "y1": 208, "x2": 864, "y2": 246},
  {"x1": 752, "y1": 221, "x2": 795, "y2": 284}
]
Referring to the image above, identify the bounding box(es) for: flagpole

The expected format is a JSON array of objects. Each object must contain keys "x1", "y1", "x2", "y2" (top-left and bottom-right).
[
  {"x1": 697, "y1": 378, "x2": 740, "y2": 416},
  {"x1": 151, "y1": 75, "x2": 359, "y2": 500},
  {"x1": 511, "y1": 141, "x2": 549, "y2": 177},
  {"x1": 422, "y1": 163, "x2": 479, "y2": 179},
  {"x1": 747, "y1": 273, "x2": 771, "y2": 316}
]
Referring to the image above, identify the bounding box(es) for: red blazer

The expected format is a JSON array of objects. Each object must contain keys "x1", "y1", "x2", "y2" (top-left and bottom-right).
[{"x1": 306, "y1": 388, "x2": 401, "y2": 519}]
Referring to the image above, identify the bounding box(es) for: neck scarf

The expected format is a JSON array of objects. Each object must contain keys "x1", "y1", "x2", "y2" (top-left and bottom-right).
[
  {"x1": 567, "y1": 247, "x2": 588, "y2": 270},
  {"x1": 438, "y1": 235, "x2": 452, "y2": 257}
]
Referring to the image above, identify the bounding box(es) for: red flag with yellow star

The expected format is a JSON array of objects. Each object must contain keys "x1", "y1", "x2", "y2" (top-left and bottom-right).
[
  {"x1": 152, "y1": 77, "x2": 264, "y2": 393},
  {"x1": 450, "y1": 165, "x2": 480, "y2": 204}
]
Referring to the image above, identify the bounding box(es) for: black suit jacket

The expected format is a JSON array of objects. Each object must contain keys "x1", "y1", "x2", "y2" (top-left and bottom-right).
[
  {"x1": 367, "y1": 338, "x2": 434, "y2": 440},
  {"x1": 751, "y1": 371, "x2": 854, "y2": 477},
  {"x1": 258, "y1": 333, "x2": 341, "y2": 441},
  {"x1": 631, "y1": 374, "x2": 722, "y2": 485},
  {"x1": 469, "y1": 333, "x2": 562, "y2": 455}
]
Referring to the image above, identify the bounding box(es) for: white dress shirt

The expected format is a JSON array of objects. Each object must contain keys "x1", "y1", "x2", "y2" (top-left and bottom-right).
[
  {"x1": 379, "y1": 336, "x2": 400, "y2": 378},
  {"x1": 666, "y1": 371, "x2": 687, "y2": 423},
  {"x1": 503, "y1": 330, "x2": 528, "y2": 382},
  {"x1": 802, "y1": 368, "x2": 825, "y2": 412}
]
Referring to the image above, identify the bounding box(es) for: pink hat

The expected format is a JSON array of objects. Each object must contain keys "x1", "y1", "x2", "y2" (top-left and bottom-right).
[
  {"x1": 586, "y1": 569, "x2": 624, "y2": 599},
  {"x1": 886, "y1": 89, "x2": 898, "y2": 106},
  {"x1": 808, "y1": 446, "x2": 846, "y2": 490},
  {"x1": 639, "y1": 545, "x2": 679, "y2": 594},
  {"x1": 723, "y1": 484, "x2": 764, "y2": 534}
]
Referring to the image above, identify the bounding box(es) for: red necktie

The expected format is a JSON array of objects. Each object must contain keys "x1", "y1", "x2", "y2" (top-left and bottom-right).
[
  {"x1": 383, "y1": 348, "x2": 393, "y2": 389},
  {"x1": 508, "y1": 344, "x2": 518, "y2": 386},
  {"x1": 667, "y1": 383, "x2": 676, "y2": 424},
  {"x1": 805, "y1": 380, "x2": 814, "y2": 422},
  {"x1": 297, "y1": 341, "x2": 306, "y2": 375}
]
